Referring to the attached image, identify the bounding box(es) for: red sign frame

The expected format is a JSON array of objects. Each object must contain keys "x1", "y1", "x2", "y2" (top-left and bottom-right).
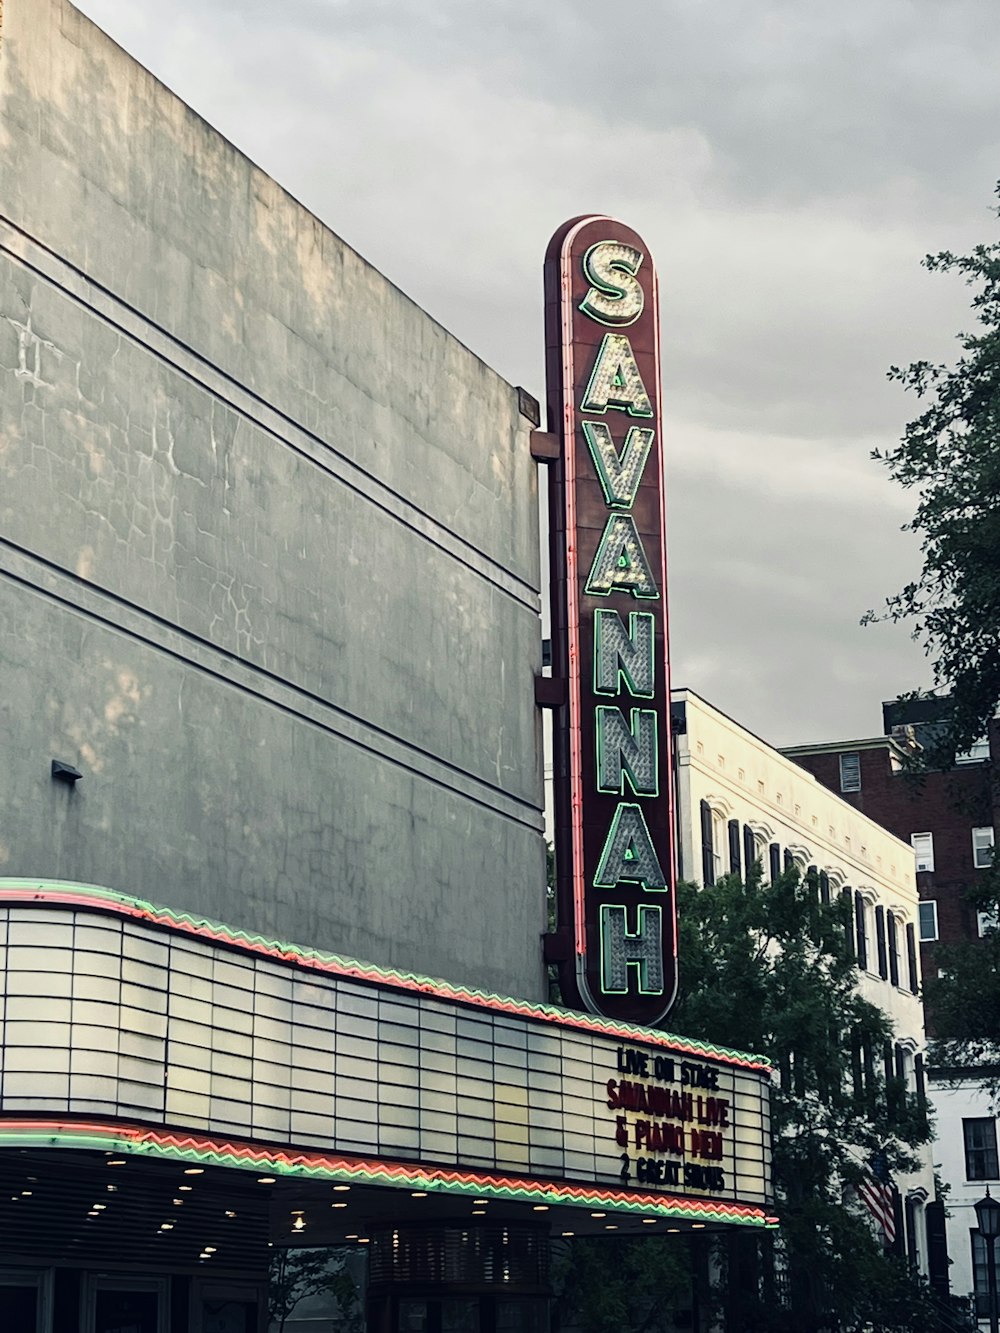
[{"x1": 544, "y1": 215, "x2": 677, "y2": 1025}]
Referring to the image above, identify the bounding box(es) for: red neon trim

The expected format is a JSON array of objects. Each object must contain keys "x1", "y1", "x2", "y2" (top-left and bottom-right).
[
  {"x1": 0, "y1": 1119, "x2": 775, "y2": 1226},
  {"x1": 0, "y1": 880, "x2": 772, "y2": 1072},
  {"x1": 560, "y1": 218, "x2": 592, "y2": 961}
]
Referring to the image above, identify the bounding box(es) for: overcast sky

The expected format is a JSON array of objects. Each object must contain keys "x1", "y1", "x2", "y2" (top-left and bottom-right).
[{"x1": 76, "y1": 0, "x2": 1000, "y2": 748}]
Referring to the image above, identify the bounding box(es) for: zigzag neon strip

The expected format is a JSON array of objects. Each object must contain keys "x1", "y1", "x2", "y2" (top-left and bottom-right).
[
  {"x1": 0, "y1": 880, "x2": 772, "y2": 1071},
  {"x1": 0, "y1": 1119, "x2": 776, "y2": 1228}
]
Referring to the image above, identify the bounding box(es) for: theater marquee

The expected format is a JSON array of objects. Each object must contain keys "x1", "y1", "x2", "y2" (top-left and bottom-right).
[
  {"x1": 0, "y1": 881, "x2": 773, "y2": 1225},
  {"x1": 543, "y1": 217, "x2": 676, "y2": 1025}
]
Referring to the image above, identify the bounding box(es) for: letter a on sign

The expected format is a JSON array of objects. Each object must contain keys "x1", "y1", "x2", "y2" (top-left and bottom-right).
[{"x1": 543, "y1": 215, "x2": 677, "y2": 1025}]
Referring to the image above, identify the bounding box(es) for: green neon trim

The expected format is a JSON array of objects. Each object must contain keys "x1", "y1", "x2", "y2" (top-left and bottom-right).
[
  {"x1": 585, "y1": 514, "x2": 660, "y2": 599},
  {"x1": 0, "y1": 879, "x2": 771, "y2": 1070},
  {"x1": 600, "y1": 903, "x2": 664, "y2": 995},
  {"x1": 582, "y1": 422, "x2": 654, "y2": 511},
  {"x1": 592, "y1": 805, "x2": 667, "y2": 891},
  {"x1": 581, "y1": 333, "x2": 653, "y2": 418},
  {"x1": 595, "y1": 707, "x2": 659, "y2": 797},
  {"x1": 593, "y1": 610, "x2": 656, "y2": 699},
  {"x1": 579, "y1": 241, "x2": 645, "y2": 327},
  {"x1": 0, "y1": 1121, "x2": 776, "y2": 1228}
]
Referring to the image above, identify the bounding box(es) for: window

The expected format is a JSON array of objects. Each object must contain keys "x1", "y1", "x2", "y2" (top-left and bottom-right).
[
  {"x1": 855, "y1": 896, "x2": 869, "y2": 971},
  {"x1": 964, "y1": 1118, "x2": 999, "y2": 1180},
  {"x1": 911, "y1": 832, "x2": 934, "y2": 873},
  {"x1": 978, "y1": 909, "x2": 999, "y2": 938},
  {"x1": 973, "y1": 827, "x2": 995, "y2": 869},
  {"x1": 957, "y1": 735, "x2": 990, "y2": 764},
  {"x1": 918, "y1": 901, "x2": 938, "y2": 942},
  {"x1": 839, "y1": 753, "x2": 861, "y2": 793},
  {"x1": 972, "y1": 1231, "x2": 1000, "y2": 1317},
  {"x1": 887, "y1": 911, "x2": 900, "y2": 987},
  {"x1": 712, "y1": 810, "x2": 726, "y2": 881}
]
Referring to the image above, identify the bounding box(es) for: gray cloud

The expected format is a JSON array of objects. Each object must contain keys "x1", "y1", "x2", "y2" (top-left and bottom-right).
[{"x1": 74, "y1": 0, "x2": 1000, "y2": 746}]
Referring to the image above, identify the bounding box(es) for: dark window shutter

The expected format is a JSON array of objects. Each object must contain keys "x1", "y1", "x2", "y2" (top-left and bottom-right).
[
  {"x1": 855, "y1": 894, "x2": 868, "y2": 970},
  {"x1": 875, "y1": 905, "x2": 888, "y2": 979},
  {"x1": 926, "y1": 1199, "x2": 949, "y2": 1298},
  {"x1": 895, "y1": 1043, "x2": 906, "y2": 1088},
  {"x1": 887, "y1": 910, "x2": 900, "y2": 986},
  {"x1": 700, "y1": 799, "x2": 715, "y2": 886},
  {"x1": 819, "y1": 870, "x2": 830, "y2": 906},
  {"x1": 841, "y1": 887, "x2": 855, "y2": 958},
  {"x1": 915, "y1": 1053, "x2": 927, "y2": 1110},
  {"x1": 783, "y1": 848, "x2": 795, "y2": 872},
  {"x1": 769, "y1": 843, "x2": 781, "y2": 883},
  {"x1": 906, "y1": 923, "x2": 919, "y2": 994},
  {"x1": 904, "y1": 1194, "x2": 918, "y2": 1267},
  {"x1": 743, "y1": 824, "x2": 756, "y2": 876},
  {"x1": 728, "y1": 819, "x2": 742, "y2": 877},
  {"x1": 806, "y1": 864, "x2": 818, "y2": 901}
]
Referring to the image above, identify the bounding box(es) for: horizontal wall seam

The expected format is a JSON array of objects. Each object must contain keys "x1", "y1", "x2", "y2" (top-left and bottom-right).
[
  {"x1": 0, "y1": 540, "x2": 544, "y2": 831},
  {"x1": 0, "y1": 214, "x2": 540, "y2": 613}
]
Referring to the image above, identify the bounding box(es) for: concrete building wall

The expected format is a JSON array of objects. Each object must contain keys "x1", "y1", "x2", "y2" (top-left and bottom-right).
[
  {"x1": 672, "y1": 689, "x2": 937, "y2": 1267},
  {"x1": 0, "y1": 0, "x2": 547, "y2": 997}
]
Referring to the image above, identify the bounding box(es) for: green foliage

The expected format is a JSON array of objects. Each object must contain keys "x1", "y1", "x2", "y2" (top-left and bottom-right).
[
  {"x1": 925, "y1": 864, "x2": 1000, "y2": 1077},
  {"x1": 865, "y1": 181, "x2": 1000, "y2": 768},
  {"x1": 551, "y1": 1234, "x2": 692, "y2": 1333},
  {"x1": 267, "y1": 1247, "x2": 363, "y2": 1333},
  {"x1": 668, "y1": 867, "x2": 935, "y2": 1330}
]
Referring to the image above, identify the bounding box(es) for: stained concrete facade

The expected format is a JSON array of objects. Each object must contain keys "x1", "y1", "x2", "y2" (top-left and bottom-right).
[{"x1": 0, "y1": 0, "x2": 546, "y2": 998}]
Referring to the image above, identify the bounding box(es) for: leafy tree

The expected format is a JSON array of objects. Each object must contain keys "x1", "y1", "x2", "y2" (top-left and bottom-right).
[
  {"x1": 551, "y1": 1233, "x2": 693, "y2": 1333},
  {"x1": 864, "y1": 181, "x2": 1000, "y2": 770},
  {"x1": 670, "y1": 867, "x2": 937, "y2": 1330},
  {"x1": 267, "y1": 1247, "x2": 363, "y2": 1333},
  {"x1": 551, "y1": 867, "x2": 948, "y2": 1331}
]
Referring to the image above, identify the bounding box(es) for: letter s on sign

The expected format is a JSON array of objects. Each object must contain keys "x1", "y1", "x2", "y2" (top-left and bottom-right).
[{"x1": 580, "y1": 241, "x2": 645, "y2": 326}]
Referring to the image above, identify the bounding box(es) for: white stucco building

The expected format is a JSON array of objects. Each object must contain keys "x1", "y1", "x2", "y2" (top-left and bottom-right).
[{"x1": 671, "y1": 688, "x2": 940, "y2": 1280}]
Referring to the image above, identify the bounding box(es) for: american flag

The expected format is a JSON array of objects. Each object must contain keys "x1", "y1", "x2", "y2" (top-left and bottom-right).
[{"x1": 858, "y1": 1152, "x2": 897, "y2": 1245}]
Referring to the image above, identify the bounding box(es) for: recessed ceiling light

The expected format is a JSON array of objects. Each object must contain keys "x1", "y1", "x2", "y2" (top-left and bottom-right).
[
  {"x1": 159, "y1": 1223, "x2": 173, "y2": 1231},
  {"x1": 92, "y1": 1204, "x2": 106, "y2": 1211},
  {"x1": 642, "y1": 1219, "x2": 657, "y2": 1225},
  {"x1": 183, "y1": 1168, "x2": 204, "y2": 1176},
  {"x1": 332, "y1": 1203, "x2": 348, "y2": 1209},
  {"x1": 667, "y1": 1228, "x2": 680, "y2": 1233},
  {"x1": 358, "y1": 1238, "x2": 370, "y2": 1245},
  {"x1": 292, "y1": 1219, "x2": 306, "y2": 1232},
  {"x1": 291, "y1": 1210, "x2": 305, "y2": 1216},
  {"x1": 333, "y1": 1185, "x2": 351, "y2": 1192},
  {"x1": 605, "y1": 1225, "x2": 618, "y2": 1231},
  {"x1": 562, "y1": 1231, "x2": 574, "y2": 1237},
  {"x1": 225, "y1": 1211, "x2": 237, "y2": 1218},
  {"x1": 411, "y1": 1191, "x2": 428, "y2": 1198},
  {"x1": 472, "y1": 1210, "x2": 485, "y2": 1216},
  {"x1": 346, "y1": 1234, "x2": 358, "y2": 1240},
  {"x1": 691, "y1": 1223, "x2": 706, "y2": 1230},
  {"x1": 473, "y1": 1199, "x2": 489, "y2": 1206},
  {"x1": 106, "y1": 1185, "x2": 118, "y2": 1193},
  {"x1": 590, "y1": 1212, "x2": 606, "y2": 1218},
  {"x1": 204, "y1": 1246, "x2": 216, "y2": 1253},
  {"x1": 257, "y1": 1177, "x2": 276, "y2": 1185},
  {"x1": 107, "y1": 1159, "x2": 127, "y2": 1167},
  {"x1": 20, "y1": 1191, "x2": 32, "y2": 1197},
  {"x1": 179, "y1": 1186, "x2": 193, "y2": 1192},
  {"x1": 532, "y1": 1205, "x2": 549, "y2": 1212}
]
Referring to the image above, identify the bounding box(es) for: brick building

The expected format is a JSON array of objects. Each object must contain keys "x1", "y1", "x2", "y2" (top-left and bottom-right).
[{"x1": 782, "y1": 697, "x2": 997, "y2": 989}]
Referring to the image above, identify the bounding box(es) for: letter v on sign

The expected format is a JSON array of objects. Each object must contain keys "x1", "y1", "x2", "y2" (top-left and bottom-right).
[{"x1": 582, "y1": 422, "x2": 654, "y2": 510}]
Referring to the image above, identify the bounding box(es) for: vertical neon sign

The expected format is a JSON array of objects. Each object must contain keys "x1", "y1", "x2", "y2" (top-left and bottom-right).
[{"x1": 543, "y1": 217, "x2": 677, "y2": 1024}]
